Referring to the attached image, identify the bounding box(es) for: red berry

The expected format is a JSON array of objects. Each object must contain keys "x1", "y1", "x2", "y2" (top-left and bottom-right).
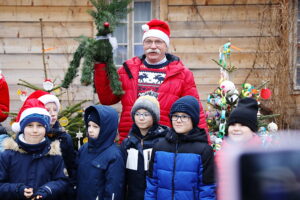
[{"x1": 103, "y1": 22, "x2": 110, "y2": 28}]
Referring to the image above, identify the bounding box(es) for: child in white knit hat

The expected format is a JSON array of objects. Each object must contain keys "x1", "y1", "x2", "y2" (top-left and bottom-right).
[{"x1": 121, "y1": 95, "x2": 169, "y2": 200}]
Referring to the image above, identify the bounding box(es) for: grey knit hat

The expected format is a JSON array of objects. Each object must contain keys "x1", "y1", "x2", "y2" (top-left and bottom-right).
[{"x1": 131, "y1": 95, "x2": 160, "y2": 124}]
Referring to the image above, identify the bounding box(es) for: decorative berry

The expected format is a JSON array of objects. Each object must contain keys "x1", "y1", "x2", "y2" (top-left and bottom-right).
[{"x1": 103, "y1": 22, "x2": 110, "y2": 28}]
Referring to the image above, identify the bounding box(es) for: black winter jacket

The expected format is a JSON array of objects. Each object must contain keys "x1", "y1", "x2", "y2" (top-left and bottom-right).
[{"x1": 121, "y1": 124, "x2": 170, "y2": 200}]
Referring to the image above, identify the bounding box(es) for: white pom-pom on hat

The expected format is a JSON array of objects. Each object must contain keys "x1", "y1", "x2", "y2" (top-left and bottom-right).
[
  {"x1": 142, "y1": 24, "x2": 149, "y2": 32},
  {"x1": 11, "y1": 122, "x2": 20, "y2": 133}
]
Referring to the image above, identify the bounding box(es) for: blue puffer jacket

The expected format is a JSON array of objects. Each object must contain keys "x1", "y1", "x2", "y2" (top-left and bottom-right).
[
  {"x1": 121, "y1": 124, "x2": 169, "y2": 200},
  {"x1": 145, "y1": 128, "x2": 216, "y2": 200},
  {"x1": 76, "y1": 105, "x2": 125, "y2": 200},
  {"x1": 0, "y1": 135, "x2": 68, "y2": 200}
]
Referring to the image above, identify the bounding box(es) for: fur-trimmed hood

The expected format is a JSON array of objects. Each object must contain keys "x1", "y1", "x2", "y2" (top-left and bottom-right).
[{"x1": 2, "y1": 137, "x2": 61, "y2": 156}]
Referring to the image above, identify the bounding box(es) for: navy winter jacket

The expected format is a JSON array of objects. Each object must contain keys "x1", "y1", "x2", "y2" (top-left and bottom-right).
[
  {"x1": 121, "y1": 124, "x2": 169, "y2": 200},
  {"x1": 48, "y1": 121, "x2": 77, "y2": 199},
  {"x1": 145, "y1": 127, "x2": 216, "y2": 200},
  {"x1": 76, "y1": 105, "x2": 125, "y2": 200},
  {"x1": 0, "y1": 136, "x2": 68, "y2": 200}
]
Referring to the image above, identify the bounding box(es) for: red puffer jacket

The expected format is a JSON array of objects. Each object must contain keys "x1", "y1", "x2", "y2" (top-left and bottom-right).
[
  {"x1": 94, "y1": 54, "x2": 209, "y2": 143},
  {"x1": 0, "y1": 74, "x2": 9, "y2": 122}
]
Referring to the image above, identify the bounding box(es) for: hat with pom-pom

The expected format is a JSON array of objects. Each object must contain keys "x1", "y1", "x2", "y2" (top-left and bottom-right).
[
  {"x1": 142, "y1": 19, "x2": 170, "y2": 47},
  {"x1": 26, "y1": 90, "x2": 60, "y2": 111},
  {"x1": 11, "y1": 98, "x2": 51, "y2": 133}
]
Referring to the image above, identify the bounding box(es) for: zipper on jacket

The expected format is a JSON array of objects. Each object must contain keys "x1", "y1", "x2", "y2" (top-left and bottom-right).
[{"x1": 172, "y1": 141, "x2": 179, "y2": 200}]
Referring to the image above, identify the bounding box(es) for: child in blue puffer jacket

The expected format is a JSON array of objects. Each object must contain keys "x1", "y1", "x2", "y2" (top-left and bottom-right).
[
  {"x1": 145, "y1": 96, "x2": 216, "y2": 200},
  {"x1": 0, "y1": 98, "x2": 68, "y2": 200},
  {"x1": 76, "y1": 105, "x2": 125, "y2": 200}
]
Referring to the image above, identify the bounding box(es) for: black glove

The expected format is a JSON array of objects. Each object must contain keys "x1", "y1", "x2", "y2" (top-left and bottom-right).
[{"x1": 33, "y1": 188, "x2": 50, "y2": 199}]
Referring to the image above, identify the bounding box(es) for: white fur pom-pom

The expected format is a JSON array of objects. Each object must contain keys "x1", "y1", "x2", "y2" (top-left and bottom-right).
[
  {"x1": 142, "y1": 24, "x2": 149, "y2": 32},
  {"x1": 11, "y1": 122, "x2": 20, "y2": 133}
]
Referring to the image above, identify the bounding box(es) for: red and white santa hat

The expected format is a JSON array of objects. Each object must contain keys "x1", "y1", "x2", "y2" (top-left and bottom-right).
[
  {"x1": 26, "y1": 90, "x2": 60, "y2": 111},
  {"x1": 142, "y1": 19, "x2": 171, "y2": 47},
  {"x1": 11, "y1": 98, "x2": 51, "y2": 133}
]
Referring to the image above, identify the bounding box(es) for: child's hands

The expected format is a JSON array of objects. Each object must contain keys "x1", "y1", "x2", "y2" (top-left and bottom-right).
[
  {"x1": 24, "y1": 187, "x2": 33, "y2": 198},
  {"x1": 31, "y1": 195, "x2": 43, "y2": 200}
]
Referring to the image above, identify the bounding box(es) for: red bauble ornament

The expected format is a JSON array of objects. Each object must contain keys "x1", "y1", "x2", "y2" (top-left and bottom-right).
[
  {"x1": 260, "y1": 88, "x2": 272, "y2": 99},
  {"x1": 103, "y1": 22, "x2": 110, "y2": 28}
]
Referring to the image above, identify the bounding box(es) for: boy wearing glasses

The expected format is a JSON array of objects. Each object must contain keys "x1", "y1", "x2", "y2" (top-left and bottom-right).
[
  {"x1": 145, "y1": 96, "x2": 216, "y2": 200},
  {"x1": 121, "y1": 95, "x2": 169, "y2": 200},
  {"x1": 94, "y1": 19, "x2": 209, "y2": 143}
]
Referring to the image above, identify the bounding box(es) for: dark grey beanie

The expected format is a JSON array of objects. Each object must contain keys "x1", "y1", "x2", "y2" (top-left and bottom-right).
[{"x1": 131, "y1": 95, "x2": 160, "y2": 124}]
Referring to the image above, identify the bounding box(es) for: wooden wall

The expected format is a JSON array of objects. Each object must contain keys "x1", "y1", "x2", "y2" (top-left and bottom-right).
[{"x1": 0, "y1": 0, "x2": 299, "y2": 128}]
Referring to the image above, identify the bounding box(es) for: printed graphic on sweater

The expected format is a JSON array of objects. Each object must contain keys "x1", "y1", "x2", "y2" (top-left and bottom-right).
[
  {"x1": 126, "y1": 148, "x2": 153, "y2": 171},
  {"x1": 138, "y1": 65, "x2": 166, "y2": 97}
]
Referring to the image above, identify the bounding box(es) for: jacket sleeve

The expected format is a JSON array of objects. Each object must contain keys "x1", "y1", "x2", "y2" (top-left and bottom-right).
[
  {"x1": 198, "y1": 145, "x2": 216, "y2": 200},
  {"x1": 144, "y1": 145, "x2": 158, "y2": 200},
  {"x1": 0, "y1": 152, "x2": 23, "y2": 199},
  {"x1": 0, "y1": 75, "x2": 9, "y2": 122},
  {"x1": 182, "y1": 68, "x2": 210, "y2": 144},
  {"x1": 94, "y1": 63, "x2": 122, "y2": 105},
  {"x1": 103, "y1": 150, "x2": 125, "y2": 200},
  {"x1": 39, "y1": 156, "x2": 69, "y2": 199}
]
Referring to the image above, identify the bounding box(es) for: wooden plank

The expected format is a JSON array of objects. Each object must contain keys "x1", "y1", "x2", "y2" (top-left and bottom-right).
[
  {"x1": 0, "y1": 0, "x2": 91, "y2": 6},
  {"x1": 0, "y1": 6, "x2": 93, "y2": 22},
  {"x1": 0, "y1": 54, "x2": 73, "y2": 70},
  {"x1": 168, "y1": 0, "x2": 280, "y2": 5},
  {"x1": 169, "y1": 37, "x2": 277, "y2": 53},
  {"x1": 175, "y1": 52, "x2": 278, "y2": 69},
  {"x1": 0, "y1": 38, "x2": 80, "y2": 54},
  {"x1": 160, "y1": 0, "x2": 168, "y2": 21},
  {"x1": 192, "y1": 68, "x2": 265, "y2": 85},
  {"x1": 0, "y1": 22, "x2": 94, "y2": 38},
  {"x1": 170, "y1": 21, "x2": 278, "y2": 38},
  {"x1": 168, "y1": 5, "x2": 279, "y2": 22}
]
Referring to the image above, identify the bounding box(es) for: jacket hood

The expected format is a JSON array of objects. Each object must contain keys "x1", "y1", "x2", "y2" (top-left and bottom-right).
[
  {"x1": 2, "y1": 137, "x2": 61, "y2": 156},
  {"x1": 166, "y1": 127, "x2": 208, "y2": 143},
  {"x1": 129, "y1": 123, "x2": 169, "y2": 140},
  {"x1": 84, "y1": 105, "x2": 118, "y2": 152}
]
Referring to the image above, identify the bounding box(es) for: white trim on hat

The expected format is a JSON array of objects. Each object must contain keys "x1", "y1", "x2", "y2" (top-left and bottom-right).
[
  {"x1": 142, "y1": 29, "x2": 170, "y2": 47},
  {"x1": 38, "y1": 94, "x2": 60, "y2": 110},
  {"x1": 19, "y1": 107, "x2": 51, "y2": 123}
]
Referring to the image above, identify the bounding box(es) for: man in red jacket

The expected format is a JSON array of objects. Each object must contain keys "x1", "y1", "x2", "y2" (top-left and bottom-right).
[
  {"x1": 0, "y1": 71, "x2": 9, "y2": 124},
  {"x1": 94, "y1": 19, "x2": 209, "y2": 143}
]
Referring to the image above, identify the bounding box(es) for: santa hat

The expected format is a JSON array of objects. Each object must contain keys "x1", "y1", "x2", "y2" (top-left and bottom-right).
[
  {"x1": 11, "y1": 98, "x2": 51, "y2": 133},
  {"x1": 0, "y1": 72, "x2": 10, "y2": 122},
  {"x1": 142, "y1": 19, "x2": 170, "y2": 47},
  {"x1": 26, "y1": 90, "x2": 60, "y2": 111}
]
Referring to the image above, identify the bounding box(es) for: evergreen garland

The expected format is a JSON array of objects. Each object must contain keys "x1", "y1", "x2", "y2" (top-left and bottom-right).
[{"x1": 62, "y1": 0, "x2": 132, "y2": 95}]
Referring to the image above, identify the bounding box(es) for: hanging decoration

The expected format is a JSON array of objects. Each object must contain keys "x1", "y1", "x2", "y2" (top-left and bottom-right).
[{"x1": 61, "y1": 0, "x2": 133, "y2": 95}]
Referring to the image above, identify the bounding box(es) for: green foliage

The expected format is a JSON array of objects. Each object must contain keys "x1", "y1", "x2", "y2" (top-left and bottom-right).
[{"x1": 61, "y1": 0, "x2": 132, "y2": 96}]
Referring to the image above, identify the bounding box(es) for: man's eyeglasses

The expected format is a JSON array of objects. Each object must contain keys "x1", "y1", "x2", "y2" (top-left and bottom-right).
[
  {"x1": 143, "y1": 39, "x2": 164, "y2": 47},
  {"x1": 171, "y1": 114, "x2": 191, "y2": 122},
  {"x1": 135, "y1": 112, "x2": 151, "y2": 118}
]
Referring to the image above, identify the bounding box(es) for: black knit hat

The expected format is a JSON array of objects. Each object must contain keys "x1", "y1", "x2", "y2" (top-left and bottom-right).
[
  {"x1": 87, "y1": 109, "x2": 100, "y2": 126},
  {"x1": 170, "y1": 96, "x2": 200, "y2": 127},
  {"x1": 228, "y1": 97, "x2": 258, "y2": 132}
]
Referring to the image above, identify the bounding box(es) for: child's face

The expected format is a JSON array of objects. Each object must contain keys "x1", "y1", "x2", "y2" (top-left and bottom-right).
[
  {"x1": 88, "y1": 121, "x2": 100, "y2": 139},
  {"x1": 24, "y1": 122, "x2": 46, "y2": 144},
  {"x1": 171, "y1": 112, "x2": 193, "y2": 135},
  {"x1": 228, "y1": 123, "x2": 255, "y2": 143},
  {"x1": 134, "y1": 109, "x2": 154, "y2": 132},
  {"x1": 45, "y1": 102, "x2": 58, "y2": 126}
]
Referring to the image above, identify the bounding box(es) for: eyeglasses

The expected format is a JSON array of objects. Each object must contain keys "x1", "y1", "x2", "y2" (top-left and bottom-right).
[
  {"x1": 134, "y1": 112, "x2": 151, "y2": 118},
  {"x1": 171, "y1": 114, "x2": 191, "y2": 122},
  {"x1": 143, "y1": 39, "x2": 164, "y2": 47}
]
